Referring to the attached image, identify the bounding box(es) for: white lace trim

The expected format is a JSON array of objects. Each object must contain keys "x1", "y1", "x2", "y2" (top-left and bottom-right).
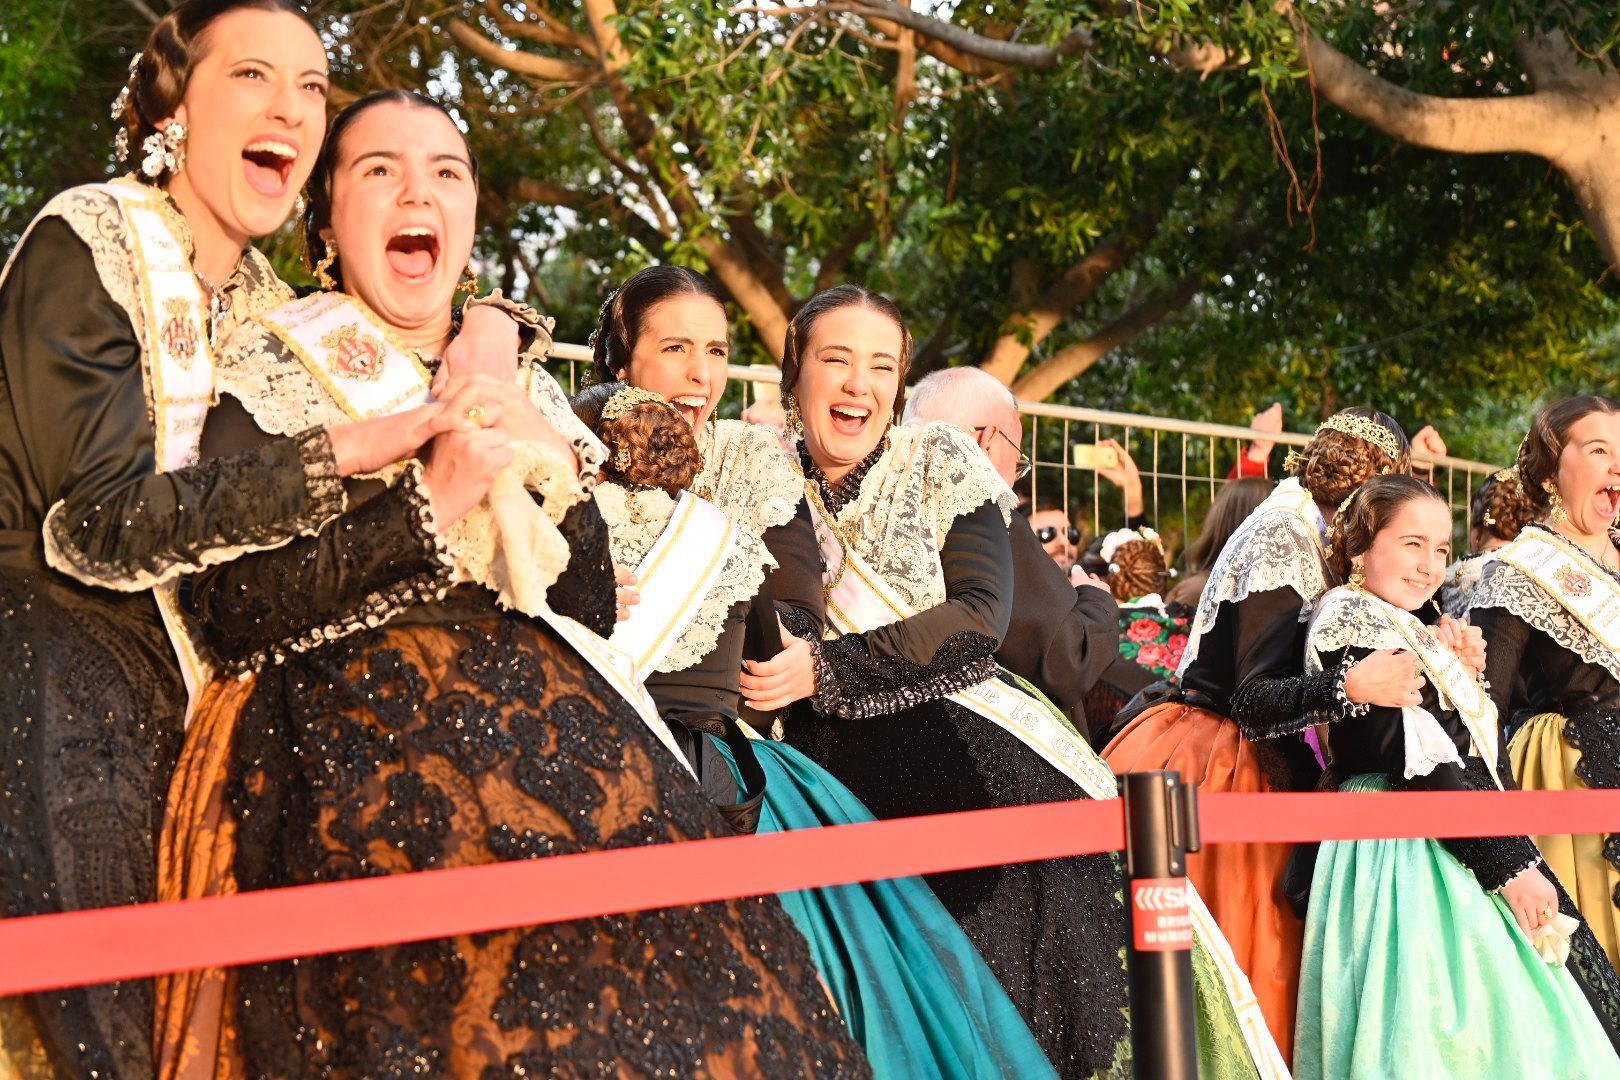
[
  {"x1": 596, "y1": 481, "x2": 775, "y2": 673},
  {"x1": 215, "y1": 320, "x2": 592, "y2": 617},
  {"x1": 1469, "y1": 557, "x2": 1620, "y2": 682},
  {"x1": 1440, "y1": 553, "x2": 1489, "y2": 619},
  {"x1": 1179, "y1": 477, "x2": 1330, "y2": 675},
  {"x1": 824, "y1": 421, "x2": 1016, "y2": 614},
  {"x1": 693, "y1": 419, "x2": 801, "y2": 533}
]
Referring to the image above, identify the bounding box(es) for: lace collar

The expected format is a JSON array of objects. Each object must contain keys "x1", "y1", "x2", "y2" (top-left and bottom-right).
[
  {"x1": 1470, "y1": 525, "x2": 1620, "y2": 682},
  {"x1": 798, "y1": 434, "x2": 889, "y2": 517},
  {"x1": 690, "y1": 419, "x2": 801, "y2": 533}
]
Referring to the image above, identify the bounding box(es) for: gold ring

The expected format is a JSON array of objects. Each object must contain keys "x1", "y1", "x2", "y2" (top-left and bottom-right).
[
  {"x1": 464, "y1": 403, "x2": 490, "y2": 428},
  {"x1": 1542, "y1": 906, "x2": 1556, "y2": 921}
]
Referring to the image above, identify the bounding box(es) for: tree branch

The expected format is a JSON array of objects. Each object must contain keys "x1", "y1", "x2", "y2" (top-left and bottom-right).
[
  {"x1": 980, "y1": 234, "x2": 1136, "y2": 382},
  {"x1": 845, "y1": 0, "x2": 1093, "y2": 70},
  {"x1": 447, "y1": 19, "x2": 598, "y2": 83},
  {"x1": 1298, "y1": 21, "x2": 1572, "y2": 160},
  {"x1": 1010, "y1": 274, "x2": 1200, "y2": 400}
]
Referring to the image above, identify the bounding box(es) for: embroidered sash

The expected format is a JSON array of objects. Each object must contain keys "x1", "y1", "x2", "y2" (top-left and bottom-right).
[
  {"x1": 807, "y1": 497, "x2": 1291, "y2": 1078},
  {"x1": 256, "y1": 293, "x2": 694, "y2": 778},
  {"x1": 609, "y1": 491, "x2": 738, "y2": 676},
  {"x1": 1497, "y1": 530, "x2": 1620, "y2": 655},
  {"x1": 95, "y1": 184, "x2": 217, "y2": 711}
]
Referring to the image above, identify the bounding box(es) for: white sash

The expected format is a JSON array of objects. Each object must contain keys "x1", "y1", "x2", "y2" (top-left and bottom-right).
[
  {"x1": 609, "y1": 491, "x2": 738, "y2": 675},
  {"x1": 256, "y1": 294, "x2": 694, "y2": 778},
  {"x1": 256, "y1": 292, "x2": 434, "y2": 418},
  {"x1": 1363, "y1": 592, "x2": 1503, "y2": 789},
  {"x1": 806, "y1": 500, "x2": 1291, "y2": 1077},
  {"x1": 1498, "y1": 530, "x2": 1620, "y2": 653},
  {"x1": 90, "y1": 184, "x2": 218, "y2": 712}
]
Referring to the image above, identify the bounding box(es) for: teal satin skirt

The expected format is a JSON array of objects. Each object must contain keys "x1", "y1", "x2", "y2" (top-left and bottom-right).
[
  {"x1": 717, "y1": 735, "x2": 1058, "y2": 1080},
  {"x1": 1296, "y1": 774, "x2": 1620, "y2": 1079}
]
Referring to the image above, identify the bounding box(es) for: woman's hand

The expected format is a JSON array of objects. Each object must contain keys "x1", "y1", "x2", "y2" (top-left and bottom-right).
[
  {"x1": 740, "y1": 617, "x2": 817, "y2": 710},
  {"x1": 1096, "y1": 438, "x2": 1144, "y2": 519},
  {"x1": 437, "y1": 373, "x2": 578, "y2": 471},
  {"x1": 1435, "y1": 615, "x2": 1487, "y2": 676},
  {"x1": 420, "y1": 426, "x2": 515, "y2": 527},
  {"x1": 433, "y1": 304, "x2": 522, "y2": 394},
  {"x1": 326, "y1": 400, "x2": 485, "y2": 478},
  {"x1": 616, "y1": 567, "x2": 640, "y2": 623},
  {"x1": 1343, "y1": 648, "x2": 1426, "y2": 709},
  {"x1": 1500, "y1": 864, "x2": 1559, "y2": 936}
]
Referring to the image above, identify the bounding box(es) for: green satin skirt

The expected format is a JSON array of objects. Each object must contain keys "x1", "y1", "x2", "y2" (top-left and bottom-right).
[{"x1": 1295, "y1": 774, "x2": 1619, "y2": 1079}]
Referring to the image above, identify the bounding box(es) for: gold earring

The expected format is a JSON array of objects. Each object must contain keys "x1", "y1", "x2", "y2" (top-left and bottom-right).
[
  {"x1": 458, "y1": 261, "x2": 479, "y2": 299},
  {"x1": 1350, "y1": 562, "x2": 1367, "y2": 591},
  {"x1": 1546, "y1": 483, "x2": 1569, "y2": 525},
  {"x1": 783, "y1": 395, "x2": 803, "y2": 438},
  {"x1": 314, "y1": 241, "x2": 339, "y2": 291}
]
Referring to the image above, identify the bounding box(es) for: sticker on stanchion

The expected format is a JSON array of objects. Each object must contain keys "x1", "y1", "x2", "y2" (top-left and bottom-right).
[{"x1": 1131, "y1": 876, "x2": 1193, "y2": 951}]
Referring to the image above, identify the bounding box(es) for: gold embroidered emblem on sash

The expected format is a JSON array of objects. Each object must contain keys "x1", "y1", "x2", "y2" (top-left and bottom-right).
[
  {"x1": 159, "y1": 297, "x2": 198, "y2": 369},
  {"x1": 320, "y1": 323, "x2": 387, "y2": 381},
  {"x1": 1554, "y1": 564, "x2": 1593, "y2": 599}
]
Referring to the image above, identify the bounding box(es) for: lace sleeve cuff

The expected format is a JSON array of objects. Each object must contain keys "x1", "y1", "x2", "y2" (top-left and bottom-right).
[
  {"x1": 465, "y1": 289, "x2": 555, "y2": 359},
  {"x1": 1231, "y1": 661, "x2": 1357, "y2": 741},
  {"x1": 1332, "y1": 653, "x2": 1372, "y2": 719},
  {"x1": 809, "y1": 629, "x2": 998, "y2": 720},
  {"x1": 44, "y1": 426, "x2": 349, "y2": 593},
  {"x1": 1481, "y1": 850, "x2": 1545, "y2": 894}
]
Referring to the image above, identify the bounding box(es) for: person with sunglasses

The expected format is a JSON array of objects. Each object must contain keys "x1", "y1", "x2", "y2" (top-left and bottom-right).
[{"x1": 1026, "y1": 500, "x2": 1084, "y2": 570}]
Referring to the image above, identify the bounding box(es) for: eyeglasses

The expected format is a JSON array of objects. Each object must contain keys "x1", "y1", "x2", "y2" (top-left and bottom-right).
[
  {"x1": 973, "y1": 425, "x2": 1033, "y2": 480},
  {"x1": 1036, "y1": 525, "x2": 1082, "y2": 545}
]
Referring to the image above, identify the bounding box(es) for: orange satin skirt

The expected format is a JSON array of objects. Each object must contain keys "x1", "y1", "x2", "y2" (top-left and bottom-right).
[{"x1": 1104, "y1": 700, "x2": 1302, "y2": 1064}]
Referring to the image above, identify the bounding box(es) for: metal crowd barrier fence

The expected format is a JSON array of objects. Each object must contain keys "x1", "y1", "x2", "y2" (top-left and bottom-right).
[{"x1": 544, "y1": 346, "x2": 1501, "y2": 553}]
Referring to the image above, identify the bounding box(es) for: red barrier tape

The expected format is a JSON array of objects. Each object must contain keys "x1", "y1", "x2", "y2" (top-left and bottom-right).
[{"x1": 2, "y1": 786, "x2": 1619, "y2": 997}]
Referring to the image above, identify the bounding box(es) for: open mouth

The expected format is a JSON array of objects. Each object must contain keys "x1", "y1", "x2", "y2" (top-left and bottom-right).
[
  {"x1": 1596, "y1": 485, "x2": 1620, "y2": 520},
  {"x1": 241, "y1": 138, "x2": 297, "y2": 198},
  {"x1": 385, "y1": 226, "x2": 440, "y2": 283},
  {"x1": 828, "y1": 402, "x2": 871, "y2": 437},
  {"x1": 669, "y1": 395, "x2": 707, "y2": 427}
]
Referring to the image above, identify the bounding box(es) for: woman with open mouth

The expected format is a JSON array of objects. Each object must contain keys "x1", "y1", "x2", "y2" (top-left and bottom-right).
[
  {"x1": 740, "y1": 284, "x2": 1284, "y2": 1079},
  {"x1": 154, "y1": 90, "x2": 867, "y2": 1079},
  {"x1": 0, "y1": 3, "x2": 530, "y2": 1075},
  {"x1": 1295, "y1": 473, "x2": 1620, "y2": 1077},
  {"x1": 1471, "y1": 395, "x2": 1620, "y2": 967},
  {"x1": 582, "y1": 276, "x2": 1055, "y2": 1079}
]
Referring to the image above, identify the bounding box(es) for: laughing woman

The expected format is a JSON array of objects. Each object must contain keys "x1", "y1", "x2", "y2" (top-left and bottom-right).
[
  {"x1": 580, "y1": 270, "x2": 1057, "y2": 1078},
  {"x1": 0, "y1": 4, "x2": 502, "y2": 1075},
  {"x1": 154, "y1": 91, "x2": 866, "y2": 1079},
  {"x1": 1470, "y1": 396, "x2": 1620, "y2": 966}
]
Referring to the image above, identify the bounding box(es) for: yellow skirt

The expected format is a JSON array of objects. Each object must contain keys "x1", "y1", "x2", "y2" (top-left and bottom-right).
[{"x1": 1509, "y1": 712, "x2": 1620, "y2": 967}]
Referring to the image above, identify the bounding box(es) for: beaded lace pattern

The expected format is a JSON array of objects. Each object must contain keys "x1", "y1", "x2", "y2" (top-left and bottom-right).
[
  {"x1": 595, "y1": 482, "x2": 775, "y2": 673},
  {"x1": 1179, "y1": 476, "x2": 1331, "y2": 675}
]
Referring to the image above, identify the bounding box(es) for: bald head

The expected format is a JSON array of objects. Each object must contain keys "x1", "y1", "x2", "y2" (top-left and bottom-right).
[{"x1": 904, "y1": 366, "x2": 1024, "y2": 486}]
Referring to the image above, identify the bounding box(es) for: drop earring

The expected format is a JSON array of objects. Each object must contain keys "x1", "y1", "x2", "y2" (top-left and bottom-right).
[
  {"x1": 313, "y1": 239, "x2": 339, "y2": 291},
  {"x1": 1349, "y1": 560, "x2": 1367, "y2": 591},
  {"x1": 458, "y1": 261, "x2": 479, "y2": 299},
  {"x1": 1546, "y1": 482, "x2": 1569, "y2": 526},
  {"x1": 783, "y1": 395, "x2": 803, "y2": 438}
]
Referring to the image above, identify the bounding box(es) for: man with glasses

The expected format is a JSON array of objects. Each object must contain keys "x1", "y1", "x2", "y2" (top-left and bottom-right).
[{"x1": 903, "y1": 367, "x2": 1122, "y2": 745}]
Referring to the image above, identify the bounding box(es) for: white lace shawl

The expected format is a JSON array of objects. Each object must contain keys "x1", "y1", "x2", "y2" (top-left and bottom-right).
[
  {"x1": 823, "y1": 421, "x2": 1017, "y2": 615},
  {"x1": 1468, "y1": 547, "x2": 1620, "y2": 683},
  {"x1": 692, "y1": 418, "x2": 802, "y2": 534},
  {"x1": 1440, "y1": 553, "x2": 1490, "y2": 620},
  {"x1": 1178, "y1": 477, "x2": 1331, "y2": 675},
  {"x1": 1305, "y1": 586, "x2": 1474, "y2": 780},
  {"x1": 215, "y1": 316, "x2": 606, "y2": 611},
  {"x1": 594, "y1": 482, "x2": 776, "y2": 673}
]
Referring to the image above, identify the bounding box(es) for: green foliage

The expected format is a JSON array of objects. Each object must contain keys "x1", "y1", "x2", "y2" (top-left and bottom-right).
[{"x1": 3, "y1": 0, "x2": 1617, "y2": 463}]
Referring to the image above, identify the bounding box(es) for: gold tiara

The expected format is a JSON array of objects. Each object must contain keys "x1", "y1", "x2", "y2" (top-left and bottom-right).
[
  {"x1": 1315, "y1": 413, "x2": 1400, "y2": 459},
  {"x1": 601, "y1": 385, "x2": 670, "y2": 424},
  {"x1": 1493, "y1": 465, "x2": 1519, "y2": 484}
]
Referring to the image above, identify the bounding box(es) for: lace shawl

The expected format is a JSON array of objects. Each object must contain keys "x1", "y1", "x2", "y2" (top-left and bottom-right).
[
  {"x1": 692, "y1": 419, "x2": 801, "y2": 534},
  {"x1": 1440, "y1": 553, "x2": 1490, "y2": 619},
  {"x1": 1468, "y1": 546, "x2": 1620, "y2": 683},
  {"x1": 1179, "y1": 476, "x2": 1331, "y2": 674},
  {"x1": 594, "y1": 482, "x2": 776, "y2": 673},
  {"x1": 215, "y1": 317, "x2": 603, "y2": 617},
  {"x1": 814, "y1": 421, "x2": 1016, "y2": 615}
]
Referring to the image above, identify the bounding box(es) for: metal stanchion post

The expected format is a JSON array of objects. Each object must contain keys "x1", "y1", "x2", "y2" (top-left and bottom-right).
[{"x1": 1121, "y1": 770, "x2": 1200, "y2": 1080}]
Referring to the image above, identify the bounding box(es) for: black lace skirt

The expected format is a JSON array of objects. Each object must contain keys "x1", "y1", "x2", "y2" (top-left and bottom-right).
[
  {"x1": 0, "y1": 563, "x2": 186, "y2": 1080},
  {"x1": 785, "y1": 693, "x2": 1131, "y2": 1079},
  {"x1": 214, "y1": 611, "x2": 866, "y2": 1079}
]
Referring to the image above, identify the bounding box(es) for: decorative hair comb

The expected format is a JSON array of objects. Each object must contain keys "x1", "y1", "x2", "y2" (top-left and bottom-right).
[
  {"x1": 1315, "y1": 413, "x2": 1400, "y2": 459},
  {"x1": 601, "y1": 384, "x2": 670, "y2": 424}
]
